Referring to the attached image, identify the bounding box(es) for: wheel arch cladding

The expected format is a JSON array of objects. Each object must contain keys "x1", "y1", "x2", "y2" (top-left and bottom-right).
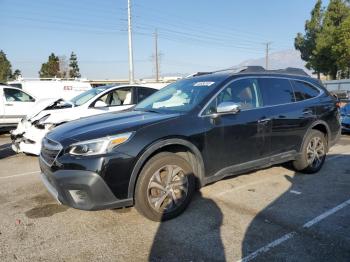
[
  {"x1": 301, "y1": 121, "x2": 331, "y2": 152},
  {"x1": 127, "y1": 138, "x2": 205, "y2": 199}
]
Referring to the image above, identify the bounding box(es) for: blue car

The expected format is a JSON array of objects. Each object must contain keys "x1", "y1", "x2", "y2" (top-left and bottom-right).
[{"x1": 341, "y1": 103, "x2": 350, "y2": 132}]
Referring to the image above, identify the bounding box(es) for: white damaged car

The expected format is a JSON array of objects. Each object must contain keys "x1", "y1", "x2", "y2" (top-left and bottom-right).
[{"x1": 11, "y1": 84, "x2": 161, "y2": 155}]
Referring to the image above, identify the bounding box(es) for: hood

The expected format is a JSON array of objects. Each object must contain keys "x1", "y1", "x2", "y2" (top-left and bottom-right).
[
  {"x1": 47, "y1": 110, "x2": 180, "y2": 145},
  {"x1": 342, "y1": 115, "x2": 350, "y2": 124},
  {"x1": 27, "y1": 98, "x2": 60, "y2": 120}
]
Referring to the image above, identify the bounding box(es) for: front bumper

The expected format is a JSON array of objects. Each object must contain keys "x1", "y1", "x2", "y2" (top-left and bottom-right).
[
  {"x1": 11, "y1": 123, "x2": 48, "y2": 155},
  {"x1": 39, "y1": 158, "x2": 133, "y2": 210}
]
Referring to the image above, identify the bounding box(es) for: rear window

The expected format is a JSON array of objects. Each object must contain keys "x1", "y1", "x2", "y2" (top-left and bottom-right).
[
  {"x1": 259, "y1": 78, "x2": 295, "y2": 106},
  {"x1": 292, "y1": 80, "x2": 320, "y2": 101}
]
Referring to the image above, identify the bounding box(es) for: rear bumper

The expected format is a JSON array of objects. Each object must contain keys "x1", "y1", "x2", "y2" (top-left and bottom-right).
[{"x1": 39, "y1": 158, "x2": 133, "y2": 210}]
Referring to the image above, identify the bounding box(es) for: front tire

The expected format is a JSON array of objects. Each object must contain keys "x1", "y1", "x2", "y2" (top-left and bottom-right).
[
  {"x1": 135, "y1": 152, "x2": 195, "y2": 221},
  {"x1": 293, "y1": 130, "x2": 327, "y2": 174}
]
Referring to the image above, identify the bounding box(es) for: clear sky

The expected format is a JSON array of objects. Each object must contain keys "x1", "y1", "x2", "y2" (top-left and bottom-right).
[{"x1": 0, "y1": 0, "x2": 327, "y2": 79}]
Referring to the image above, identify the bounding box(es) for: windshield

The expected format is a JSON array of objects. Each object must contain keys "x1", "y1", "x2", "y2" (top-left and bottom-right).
[
  {"x1": 70, "y1": 86, "x2": 109, "y2": 106},
  {"x1": 134, "y1": 77, "x2": 223, "y2": 113}
]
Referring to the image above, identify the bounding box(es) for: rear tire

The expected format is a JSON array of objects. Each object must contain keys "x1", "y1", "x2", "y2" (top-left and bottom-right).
[
  {"x1": 293, "y1": 130, "x2": 327, "y2": 174},
  {"x1": 135, "y1": 152, "x2": 195, "y2": 221}
]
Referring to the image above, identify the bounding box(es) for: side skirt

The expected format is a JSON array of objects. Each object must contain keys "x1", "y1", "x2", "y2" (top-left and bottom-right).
[{"x1": 203, "y1": 150, "x2": 297, "y2": 185}]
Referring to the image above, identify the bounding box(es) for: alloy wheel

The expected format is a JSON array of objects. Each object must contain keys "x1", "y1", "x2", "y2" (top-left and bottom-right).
[
  {"x1": 306, "y1": 136, "x2": 325, "y2": 168},
  {"x1": 147, "y1": 164, "x2": 189, "y2": 213}
]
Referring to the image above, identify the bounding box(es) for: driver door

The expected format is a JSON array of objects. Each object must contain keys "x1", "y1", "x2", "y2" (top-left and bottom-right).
[
  {"x1": 2, "y1": 88, "x2": 36, "y2": 125},
  {"x1": 202, "y1": 78, "x2": 272, "y2": 177}
]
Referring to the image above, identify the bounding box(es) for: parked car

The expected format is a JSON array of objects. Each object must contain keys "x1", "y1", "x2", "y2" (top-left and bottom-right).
[
  {"x1": 39, "y1": 66, "x2": 341, "y2": 221},
  {"x1": 7, "y1": 77, "x2": 92, "y2": 100},
  {"x1": 329, "y1": 90, "x2": 350, "y2": 101},
  {"x1": 0, "y1": 84, "x2": 37, "y2": 129},
  {"x1": 340, "y1": 102, "x2": 350, "y2": 132},
  {"x1": 11, "y1": 84, "x2": 160, "y2": 155}
]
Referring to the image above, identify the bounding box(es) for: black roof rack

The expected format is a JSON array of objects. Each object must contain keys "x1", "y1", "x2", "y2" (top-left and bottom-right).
[{"x1": 189, "y1": 66, "x2": 310, "y2": 78}]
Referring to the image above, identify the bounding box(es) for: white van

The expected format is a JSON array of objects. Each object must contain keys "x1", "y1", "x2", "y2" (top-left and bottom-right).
[
  {"x1": 7, "y1": 77, "x2": 92, "y2": 100},
  {"x1": 0, "y1": 85, "x2": 37, "y2": 129}
]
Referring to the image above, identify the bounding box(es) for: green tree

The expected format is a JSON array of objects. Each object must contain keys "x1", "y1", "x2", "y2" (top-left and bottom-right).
[
  {"x1": 11, "y1": 69, "x2": 22, "y2": 80},
  {"x1": 315, "y1": 0, "x2": 350, "y2": 79},
  {"x1": 69, "y1": 52, "x2": 81, "y2": 78},
  {"x1": 333, "y1": 14, "x2": 350, "y2": 77},
  {"x1": 39, "y1": 53, "x2": 60, "y2": 78},
  {"x1": 295, "y1": 0, "x2": 350, "y2": 79},
  {"x1": 294, "y1": 0, "x2": 324, "y2": 78},
  {"x1": 0, "y1": 50, "x2": 12, "y2": 82}
]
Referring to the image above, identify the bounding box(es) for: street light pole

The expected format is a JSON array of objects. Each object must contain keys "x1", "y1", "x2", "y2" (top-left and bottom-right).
[{"x1": 127, "y1": 0, "x2": 134, "y2": 84}]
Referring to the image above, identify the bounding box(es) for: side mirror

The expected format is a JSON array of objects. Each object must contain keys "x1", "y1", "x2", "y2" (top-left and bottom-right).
[
  {"x1": 94, "y1": 100, "x2": 107, "y2": 108},
  {"x1": 216, "y1": 102, "x2": 241, "y2": 114}
]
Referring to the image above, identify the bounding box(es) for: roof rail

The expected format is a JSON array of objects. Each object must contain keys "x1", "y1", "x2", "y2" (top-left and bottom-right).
[
  {"x1": 188, "y1": 66, "x2": 310, "y2": 78},
  {"x1": 268, "y1": 67, "x2": 310, "y2": 76}
]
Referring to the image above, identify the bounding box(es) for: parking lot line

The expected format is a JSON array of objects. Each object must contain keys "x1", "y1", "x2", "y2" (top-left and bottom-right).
[
  {"x1": 0, "y1": 171, "x2": 40, "y2": 179},
  {"x1": 237, "y1": 198, "x2": 350, "y2": 262}
]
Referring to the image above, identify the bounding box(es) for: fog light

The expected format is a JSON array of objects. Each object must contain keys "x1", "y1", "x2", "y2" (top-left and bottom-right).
[{"x1": 69, "y1": 190, "x2": 88, "y2": 204}]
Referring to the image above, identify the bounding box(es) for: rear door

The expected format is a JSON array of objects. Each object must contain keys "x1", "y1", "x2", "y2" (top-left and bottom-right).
[
  {"x1": 259, "y1": 77, "x2": 316, "y2": 155},
  {"x1": 2, "y1": 88, "x2": 36, "y2": 124}
]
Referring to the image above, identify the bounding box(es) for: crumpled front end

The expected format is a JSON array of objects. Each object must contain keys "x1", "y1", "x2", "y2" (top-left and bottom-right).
[{"x1": 11, "y1": 120, "x2": 52, "y2": 155}]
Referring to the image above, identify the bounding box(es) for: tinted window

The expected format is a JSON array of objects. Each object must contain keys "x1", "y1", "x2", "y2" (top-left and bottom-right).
[
  {"x1": 8, "y1": 83, "x2": 22, "y2": 89},
  {"x1": 4, "y1": 88, "x2": 35, "y2": 102},
  {"x1": 204, "y1": 78, "x2": 263, "y2": 114},
  {"x1": 260, "y1": 78, "x2": 294, "y2": 106},
  {"x1": 292, "y1": 80, "x2": 320, "y2": 101},
  {"x1": 137, "y1": 87, "x2": 157, "y2": 103}
]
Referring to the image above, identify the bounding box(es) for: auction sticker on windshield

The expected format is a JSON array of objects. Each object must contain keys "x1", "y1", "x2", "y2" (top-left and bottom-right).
[{"x1": 193, "y1": 81, "x2": 215, "y2": 87}]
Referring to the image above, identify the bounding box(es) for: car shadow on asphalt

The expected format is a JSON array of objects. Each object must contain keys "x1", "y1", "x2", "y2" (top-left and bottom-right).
[
  {"x1": 241, "y1": 155, "x2": 350, "y2": 261},
  {"x1": 149, "y1": 191, "x2": 226, "y2": 261},
  {"x1": 148, "y1": 155, "x2": 350, "y2": 261},
  {"x1": 0, "y1": 143, "x2": 17, "y2": 159}
]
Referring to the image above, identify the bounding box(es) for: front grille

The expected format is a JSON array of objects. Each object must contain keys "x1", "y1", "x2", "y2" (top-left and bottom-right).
[{"x1": 40, "y1": 137, "x2": 62, "y2": 166}]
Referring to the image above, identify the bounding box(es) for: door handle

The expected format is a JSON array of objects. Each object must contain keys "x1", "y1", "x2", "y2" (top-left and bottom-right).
[
  {"x1": 302, "y1": 110, "x2": 313, "y2": 115},
  {"x1": 258, "y1": 118, "x2": 271, "y2": 124},
  {"x1": 5, "y1": 103, "x2": 13, "y2": 106}
]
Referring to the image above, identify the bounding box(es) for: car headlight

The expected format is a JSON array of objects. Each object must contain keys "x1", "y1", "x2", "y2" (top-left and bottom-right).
[
  {"x1": 44, "y1": 123, "x2": 55, "y2": 130},
  {"x1": 69, "y1": 132, "x2": 134, "y2": 156},
  {"x1": 38, "y1": 114, "x2": 50, "y2": 125},
  {"x1": 34, "y1": 114, "x2": 51, "y2": 129}
]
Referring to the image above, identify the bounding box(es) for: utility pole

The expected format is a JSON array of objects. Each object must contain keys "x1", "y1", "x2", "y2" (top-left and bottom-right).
[
  {"x1": 154, "y1": 29, "x2": 160, "y2": 82},
  {"x1": 127, "y1": 0, "x2": 134, "y2": 84},
  {"x1": 265, "y1": 42, "x2": 272, "y2": 70}
]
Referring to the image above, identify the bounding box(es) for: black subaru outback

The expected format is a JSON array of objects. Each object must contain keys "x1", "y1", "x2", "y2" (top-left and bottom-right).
[{"x1": 39, "y1": 66, "x2": 341, "y2": 221}]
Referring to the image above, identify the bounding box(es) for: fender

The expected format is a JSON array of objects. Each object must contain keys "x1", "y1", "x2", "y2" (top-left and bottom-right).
[
  {"x1": 127, "y1": 138, "x2": 205, "y2": 199},
  {"x1": 299, "y1": 120, "x2": 331, "y2": 153}
]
